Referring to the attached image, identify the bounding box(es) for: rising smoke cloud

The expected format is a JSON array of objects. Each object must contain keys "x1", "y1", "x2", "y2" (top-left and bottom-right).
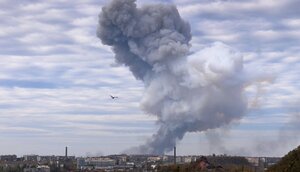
[{"x1": 97, "y1": 0, "x2": 263, "y2": 154}]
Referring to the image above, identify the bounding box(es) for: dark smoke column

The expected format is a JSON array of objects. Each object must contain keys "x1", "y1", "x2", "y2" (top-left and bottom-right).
[
  {"x1": 97, "y1": 0, "x2": 191, "y2": 80},
  {"x1": 97, "y1": 0, "x2": 253, "y2": 154}
]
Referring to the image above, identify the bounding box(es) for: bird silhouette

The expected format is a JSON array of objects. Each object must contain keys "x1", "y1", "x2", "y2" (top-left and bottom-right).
[{"x1": 110, "y1": 95, "x2": 118, "y2": 99}]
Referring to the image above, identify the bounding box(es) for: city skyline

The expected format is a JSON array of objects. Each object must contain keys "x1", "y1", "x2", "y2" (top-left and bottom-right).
[{"x1": 0, "y1": 0, "x2": 299, "y2": 157}]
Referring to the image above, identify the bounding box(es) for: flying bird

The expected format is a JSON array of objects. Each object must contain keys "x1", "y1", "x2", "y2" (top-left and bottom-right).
[{"x1": 110, "y1": 95, "x2": 118, "y2": 99}]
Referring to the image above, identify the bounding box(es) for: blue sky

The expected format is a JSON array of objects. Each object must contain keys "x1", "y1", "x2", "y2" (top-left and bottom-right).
[{"x1": 0, "y1": 0, "x2": 299, "y2": 157}]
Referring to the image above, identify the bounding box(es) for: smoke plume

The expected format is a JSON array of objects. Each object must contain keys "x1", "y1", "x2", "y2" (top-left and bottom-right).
[
  {"x1": 97, "y1": 0, "x2": 263, "y2": 154},
  {"x1": 254, "y1": 105, "x2": 300, "y2": 156}
]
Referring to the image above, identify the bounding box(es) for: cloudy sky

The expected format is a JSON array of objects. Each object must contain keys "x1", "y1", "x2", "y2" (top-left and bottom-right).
[{"x1": 0, "y1": 0, "x2": 299, "y2": 157}]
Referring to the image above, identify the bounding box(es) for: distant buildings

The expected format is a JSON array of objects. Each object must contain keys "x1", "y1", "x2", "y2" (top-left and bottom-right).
[
  {"x1": 246, "y1": 156, "x2": 281, "y2": 167},
  {"x1": 86, "y1": 157, "x2": 116, "y2": 168},
  {"x1": 24, "y1": 165, "x2": 50, "y2": 172},
  {"x1": 0, "y1": 155, "x2": 17, "y2": 162},
  {"x1": 76, "y1": 154, "x2": 203, "y2": 171},
  {"x1": 0, "y1": 153, "x2": 282, "y2": 172},
  {"x1": 23, "y1": 155, "x2": 40, "y2": 162},
  {"x1": 246, "y1": 157, "x2": 281, "y2": 172},
  {"x1": 0, "y1": 154, "x2": 76, "y2": 172}
]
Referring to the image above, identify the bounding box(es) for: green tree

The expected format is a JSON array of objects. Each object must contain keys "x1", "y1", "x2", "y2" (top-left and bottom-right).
[{"x1": 267, "y1": 145, "x2": 300, "y2": 172}]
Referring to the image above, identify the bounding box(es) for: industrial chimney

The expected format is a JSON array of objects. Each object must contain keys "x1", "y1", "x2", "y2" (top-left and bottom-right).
[
  {"x1": 65, "y1": 146, "x2": 68, "y2": 159},
  {"x1": 174, "y1": 146, "x2": 176, "y2": 165}
]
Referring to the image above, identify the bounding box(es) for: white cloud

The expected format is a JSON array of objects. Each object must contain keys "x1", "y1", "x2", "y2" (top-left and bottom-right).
[
  {"x1": 71, "y1": 16, "x2": 96, "y2": 27},
  {"x1": 178, "y1": 0, "x2": 290, "y2": 18}
]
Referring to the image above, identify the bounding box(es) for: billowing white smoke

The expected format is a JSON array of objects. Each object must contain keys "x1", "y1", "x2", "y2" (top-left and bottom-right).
[{"x1": 97, "y1": 0, "x2": 256, "y2": 154}]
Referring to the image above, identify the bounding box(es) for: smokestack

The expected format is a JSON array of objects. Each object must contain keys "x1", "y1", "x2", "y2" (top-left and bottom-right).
[
  {"x1": 65, "y1": 146, "x2": 68, "y2": 159},
  {"x1": 174, "y1": 146, "x2": 176, "y2": 165}
]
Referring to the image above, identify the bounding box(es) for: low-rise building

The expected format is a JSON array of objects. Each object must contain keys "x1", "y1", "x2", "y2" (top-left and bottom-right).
[
  {"x1": 147, "y1": 156, "x2": 161, "y2": 162},
  {"x1": 183, "y1": 156, "x2": 193, "y2": 163},
  {"x1": 77, "y1": 157, "x2": 86, "y2": 169},
  {"x1": 85, "y1": 157, "x2": 116, "y2": 168},
  {"x1": 23, "y1": 165, "x2": 50, "y2": 172},
  {"x1": 23, "y1": 155, "x2": 40, "y2": 162},
  {"x1": 0, "y1": 155, "x2": 17, "y2": 162}
]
